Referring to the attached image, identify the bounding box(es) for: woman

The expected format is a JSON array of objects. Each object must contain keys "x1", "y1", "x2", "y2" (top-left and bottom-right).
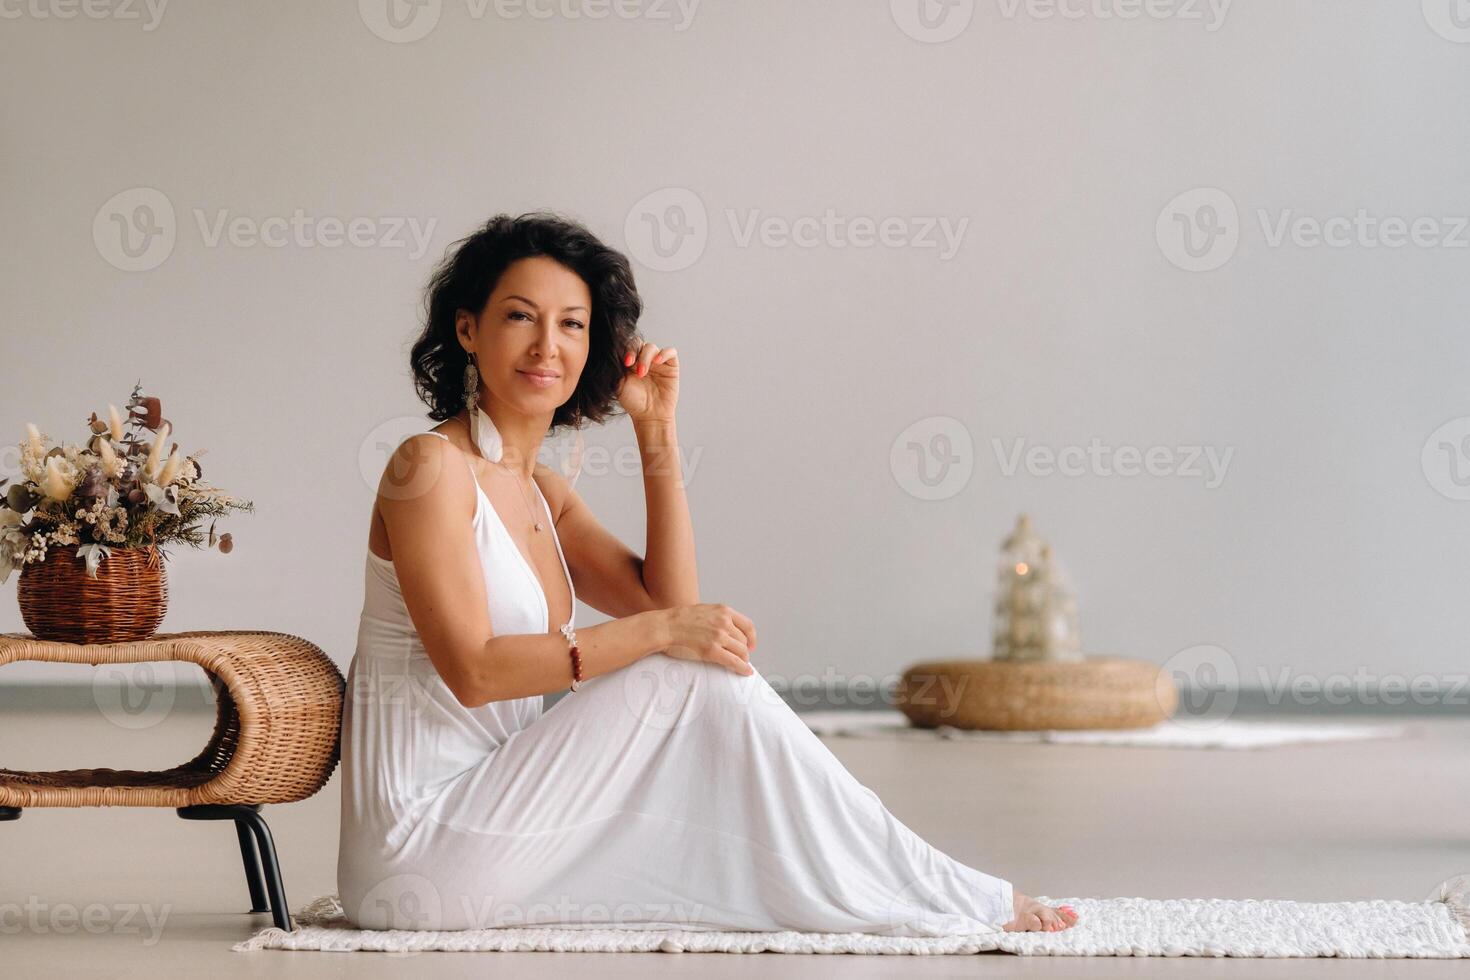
[{"x1": 336, "y1": 212, "x2": 1079, "y2": 936}]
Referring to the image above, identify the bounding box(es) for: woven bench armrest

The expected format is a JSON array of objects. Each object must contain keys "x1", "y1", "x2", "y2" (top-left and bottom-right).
[{"x1": 0, "y1": 630, "x2": 344, "y2": 807}]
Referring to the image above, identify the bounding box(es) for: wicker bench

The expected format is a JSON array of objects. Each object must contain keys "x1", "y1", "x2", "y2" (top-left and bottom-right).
[{"x1": 0, "y1": 630, "x2": 345, "y2": 932}]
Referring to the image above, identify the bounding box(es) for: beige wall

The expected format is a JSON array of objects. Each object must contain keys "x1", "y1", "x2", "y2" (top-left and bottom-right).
[{"x1": 2, "y1": 1, "x2": 1468, "y2": 700}]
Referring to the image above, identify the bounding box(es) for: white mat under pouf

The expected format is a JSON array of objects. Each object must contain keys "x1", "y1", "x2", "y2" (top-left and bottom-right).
[
  {"x1": 234, "y1": 878, "x2": 1470, "y2": 957},
  {"x1": 797, "y1": 710, "x2": 1408, "y2": 749}
]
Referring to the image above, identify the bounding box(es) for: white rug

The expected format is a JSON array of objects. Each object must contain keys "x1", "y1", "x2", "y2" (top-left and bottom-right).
[
  {"x1": 234, "y1": 877, "x2": 1470, "y2": 957},
  {"x1": 797, "y1": 710, "x2": 1408, "y2": 749}
]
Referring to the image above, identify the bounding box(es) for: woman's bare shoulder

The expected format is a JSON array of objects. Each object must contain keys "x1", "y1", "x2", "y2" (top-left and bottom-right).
[{"x1": 376, "y1": 429, "x2": 473, "y2": 514}]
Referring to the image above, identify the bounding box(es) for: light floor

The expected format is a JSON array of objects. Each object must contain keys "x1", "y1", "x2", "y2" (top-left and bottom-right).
[{"x1": 3, "y1": 703, "x2": 1468, "y2": 978}]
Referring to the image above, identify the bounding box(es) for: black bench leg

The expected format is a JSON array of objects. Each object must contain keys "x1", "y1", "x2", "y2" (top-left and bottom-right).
[
  {"x1": 234, "y1": 818, "x2": 270, "y2": 913},
  {"x1": 178, "y1": 804, "x2": 293, "y2": 932},
  {"x1": 0, "y1": 806, "x2": 19, "y2": 821}
]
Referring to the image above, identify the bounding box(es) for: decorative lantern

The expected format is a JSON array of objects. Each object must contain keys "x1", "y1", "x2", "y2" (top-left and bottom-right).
[{"x1": 992, "y1": 513, "x2": 1082, "y2": 663}]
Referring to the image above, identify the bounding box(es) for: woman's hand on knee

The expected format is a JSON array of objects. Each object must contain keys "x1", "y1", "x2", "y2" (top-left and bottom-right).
[{"x1": 659, "y1": 603, "x2": 757, "y2": 675}]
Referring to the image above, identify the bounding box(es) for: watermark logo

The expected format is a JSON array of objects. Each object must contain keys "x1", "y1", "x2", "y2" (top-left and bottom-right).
[
  {"x1": 1158, "y1": 642, "x2": 1238, "y2": 728},
  {"x1": 886, "y1": 870, "x2": 990, "y2": 934},
  {"x1": 891, "y1": 0, "x2": 1231, "y2": 41},
  {"x1": 358, "y1": 418, "x2": 452, "y2": 502},
  {"x1": 358, "y1": 417, "x2": 657, "y2": 502},
  {"x1": 890, "y1": 0, "x2": 975, "y2": 43},
  {"x1": 93, "y1": 191, "x2": 438, "y2": 271},
  {"x1": 457, "y1": 892, "x2": 711, "y2": 928},
  {"x1": 0, "y1": 898, "x2": 171, "y2": 944},
  {"x1": 994, "y1": 0, "x2": 1232, "y2": 31},
  {"x1": 192, "y1": 209, "x2": 437, "y2": 258},
  {"x1": 346, "y1": 656, "x2": 442, "y2": 718},
  {"x1": 0, "y1": 0, "x2": 169, "y2": 30},
  {"x1": 354, "y1": 873, "x2": 444, "y2": 937},
  {"x1": 889, "y1": 415, "x2": 975, "y2": 501},
  {"x1": 1258, "y1": 209, "x2": 1469, "y2": 250},
  {"x1": 360, "y1": 0, "x2": 699, "y2": 42},
  {"x1": 359, "y1": 0, "x2": 442, "y2": 43},
  {"x1": 1422, "y1": 0, "x2": 1470, "y2": 42},
  {"x1": 1422, "y1": 416, "x2": 1470, "y2": 501},
  {"x1": 1160, "y1": 187, "x2": 1470, "y2": 272},
  {"x1": 1157, "y1": 647, "x2": 1469, "y2": 723},
  {"x1": 1256, "y1": 667, "x2": 1470, "y2": 710},
  {"x1": 1156, "y1": 187, "x2": 1238, "y2": 272},
  {"x1": 726, "y1": 209, "x2": 968, "y2": 261},
  {"x1": 766, "y1": 667, "x2": 911, "y2": 711},
  {"x1": 477, "y1": 0, "x2": 700, "y2": 29},
  {"x1": 624, "y1": 189, "x2": 969, "y2": 271},
  {"x1": 93, "y1": 187, "x2": 176, "y2": 272},
  {"x1": 624, "y1": 187, "x2": 708, "y2": 272},
  {"x1": 617, "y1": 652, "x2": 712, "y2": 731},
  {"x1": 992, "y1": 437, "x2": 1234, "y2": 488},
  {"x1": 91, "y1": 661, "x2": 216, "y2": 730}
]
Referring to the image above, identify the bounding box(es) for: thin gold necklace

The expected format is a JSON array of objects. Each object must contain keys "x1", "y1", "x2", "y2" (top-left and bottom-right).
[{"x1": 463, "y1": 411, "x2": 543, "y2": 533}]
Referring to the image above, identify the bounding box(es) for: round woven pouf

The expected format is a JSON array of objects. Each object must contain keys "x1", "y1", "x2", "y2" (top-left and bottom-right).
[{"x1": 896, "y1": 657, "x2": 1178, "y2": 731}]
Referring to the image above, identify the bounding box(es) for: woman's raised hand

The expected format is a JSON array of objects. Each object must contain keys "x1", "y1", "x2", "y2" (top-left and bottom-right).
[{"x1": 616, "y1": 339, "x2": 679, "y2": 424}]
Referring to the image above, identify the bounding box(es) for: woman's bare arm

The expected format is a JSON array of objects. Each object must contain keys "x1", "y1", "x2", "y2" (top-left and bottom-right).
[
  {"x1": 634, "y1": 417, "x2": 699, "y2": 607},
  {"x1": 462, "y1": 613, "x2": 672, "y2": 706},
  {"x1": 377, "y1": 433, "x2": 672, "y2": 708}
]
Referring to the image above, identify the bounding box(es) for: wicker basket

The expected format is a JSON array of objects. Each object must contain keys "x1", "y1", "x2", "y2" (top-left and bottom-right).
[
  {"x1": 897, "y1": 656, "x2": 1179, "y2": 731},
  {"x1": 16, "y1": 544, "x2": 168, "y2": 645}
]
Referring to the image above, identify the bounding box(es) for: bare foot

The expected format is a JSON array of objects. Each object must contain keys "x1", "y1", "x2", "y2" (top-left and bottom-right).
[{"x1": 1002, "y1": 890, "x2": 1080, "y2": 932}]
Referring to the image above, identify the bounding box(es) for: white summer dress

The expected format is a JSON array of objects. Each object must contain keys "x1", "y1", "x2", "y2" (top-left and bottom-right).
[{"x1": 336, "y1": 424, "x2": 1015, "y2": 936}]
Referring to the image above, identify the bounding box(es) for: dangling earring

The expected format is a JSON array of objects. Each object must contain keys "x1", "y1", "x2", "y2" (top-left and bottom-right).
[
  {"x1": 461, "y1": 352, "x2": 504, "y2": 463},
  {"x1": 462, "y1": 354, "x2": 479, "y2": 412}
]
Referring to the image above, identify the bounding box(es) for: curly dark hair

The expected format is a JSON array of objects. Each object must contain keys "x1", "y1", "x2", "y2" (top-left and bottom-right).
[{"x1": 410, "y1": 211, "x2": 642, "y2": 429}]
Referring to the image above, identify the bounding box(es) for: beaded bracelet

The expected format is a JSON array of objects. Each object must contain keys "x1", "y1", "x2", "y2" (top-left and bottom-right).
[{"x1": 560, "y1": 623, "x2": 583, "y2": 691}]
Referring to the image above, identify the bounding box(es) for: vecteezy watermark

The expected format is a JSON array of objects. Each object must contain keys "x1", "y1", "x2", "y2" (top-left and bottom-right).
[
  {"x1": 1160, "y1": 642, "x2": 1470, "y2": 727},
  {"x1": 890, "y1": 0, "x2": 975, "y2": 43},
  {"x1": 352, "y1": 873, "x2": 711, "y2": 936},
  {"x1": 889, "y1": 416, "x2": 976, "y2": 501},
  {"x1": 624, "y1": 188, "x2": 707, "y2": 272},
  {"x1": 358, "y1": 0, "x2": 700, "y2": 43},
  {"x1": 726, "y1": 209, "x2": 968, "y2": 262},
  {"x1": 1254, "y1": 667, "x2": 1470, "y2": 710},
  {"x1": 765, "y1": 668, "x2": 910, "y2": 710},
  {"x1": 890, "y1": 0, "x2": 1230, "y2": 44},
  {"x1": 1256, "y1": 209, "x2": 1470, "y2": 251},
  {"x1": 92, "y1": 187, "x2": 438, "y2": 272},
  {"x1": 193, "y1": 209, "x2": 437, "y2": 259},
  {"x1": 355, "y1": 416, "x2": 702, "y2": 503},
  {"x1": 992, "y1": 437, "x2": 1234, "y2": 488},
  {"x1": 92, "y1": 660, "x2": 218, "y2": 730},
  {"x1": 623, "y1": 187, "x2": 970, "y2": 272},
  {"x1": 993, "y1": 0, "x2": 1232, "y2": 30},
  {"x1": 0, "y1": 0, "x2": 168, "y2": 30},
  {"x1": 1422, "y1": 0, "x2": 1470, "y2": 43},
  {"x1": 616, "y1": 651, "x2": 722, "y2": 732},
  {"x1": 1159, "y1": 643, "x2": 1238, "y2": 728},
  {"x1": 1422, "y1": 416, "x2": 1470, "y2": 501},
  {"x1": 0, "y1": 897, "x2": 171, "y2": 945},
  {"x1": 888, "y1": 418, "x2": 1232, "y2": 496},
  {"x1": 92, "y1": 187, "x2": 177, "y2": 272},
  {"x1": 887, "y1": 870, "x2": 1000, "y2": 935},
  {"x1": 1155, "y1": 187, "x2": 1239, "y2": 272},
  {"x1": 1158, "y1": 187, "x2": 1470, "y2": 272}
]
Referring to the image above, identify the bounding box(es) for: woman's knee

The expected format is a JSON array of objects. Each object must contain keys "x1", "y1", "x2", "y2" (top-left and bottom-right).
[{"x1": 602, "y1": 652, "x2": 765, "y2": 733}]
